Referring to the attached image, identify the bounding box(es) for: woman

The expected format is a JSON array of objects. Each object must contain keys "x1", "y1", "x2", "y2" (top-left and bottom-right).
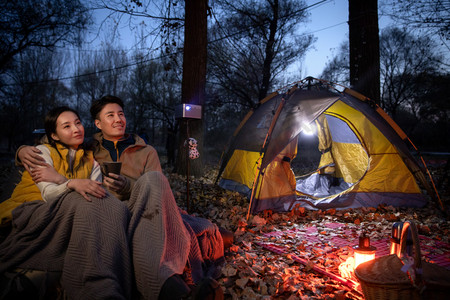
[{"x1": 0, "y1": 107, "x2": 132, "y2": 299}]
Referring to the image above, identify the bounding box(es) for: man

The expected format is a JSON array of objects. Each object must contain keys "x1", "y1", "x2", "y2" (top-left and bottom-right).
[{"x1": 16, "y1": 96, "x2": 226, "y2": 299}]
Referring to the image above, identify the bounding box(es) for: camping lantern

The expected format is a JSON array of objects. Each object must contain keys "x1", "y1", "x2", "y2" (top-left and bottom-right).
[{"x1": 353, "y1": 233, "x2": 377, "y2": 270}]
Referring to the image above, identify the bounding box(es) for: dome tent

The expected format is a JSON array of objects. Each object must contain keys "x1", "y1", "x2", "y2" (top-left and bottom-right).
[{"x1": 216, "y1": 77, "x2": 440, "y2": 216}]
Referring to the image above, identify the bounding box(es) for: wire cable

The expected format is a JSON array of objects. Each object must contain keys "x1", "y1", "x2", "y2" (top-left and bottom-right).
[{"x1": 2, "y1": 0, "x2": 350, "y2": 87}]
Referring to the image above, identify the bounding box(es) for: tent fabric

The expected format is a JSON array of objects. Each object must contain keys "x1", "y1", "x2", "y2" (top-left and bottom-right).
[
  {"x1": 257, "y1": 138, "x2": 298, "y2": 201},
  {"x1": 219, "y1": 149, "x2": 259, "y2": 198},
  {"x1": 316, "y1": 115, "x2": 335, "y2": 174},
  {"x1": 323, "y1": 114, "x2": 368, "y2": 183},
  {"x1": 217, "y1": 78, "x2": 433, "y2": 214},
  {"x1": 260, "y1": 89, "x2": 340, "y2": 169}
]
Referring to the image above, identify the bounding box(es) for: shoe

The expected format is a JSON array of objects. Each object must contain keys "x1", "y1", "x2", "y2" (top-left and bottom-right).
[
  {"x1": 158, "y1": 274, "x2": 191, "y2": 300},
  {"x1": 0, "y1": 270, "x2": 39, "y2": 300},
  {"x1": 218, "y1": 227, "x2": 234, "y2": 250},
  {"x1": 192, "y1": 277, "x2": 223, "y2": 300}
]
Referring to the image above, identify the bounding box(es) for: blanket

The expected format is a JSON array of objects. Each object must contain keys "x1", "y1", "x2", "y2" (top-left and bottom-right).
[
  {"x1": 0, "y1": 191, "x2": 132, "y2": 299},
  {"x1": 125, "y1": 171, "x2": 224, "y2": 299},
  {"x1": 181, "y1": 213, "x2": 225, "y2": 285},
  {"x1": 127, "y1": 171, "x2": 191, "y2": 299},
  {"x1": 0, "y1": 171, "x2": 225, "y2": 299}
]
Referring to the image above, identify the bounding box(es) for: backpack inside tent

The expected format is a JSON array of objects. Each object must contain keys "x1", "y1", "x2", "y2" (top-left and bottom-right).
[{"x1": 216, "y1": 77, "x2": 440, "y2": 215}]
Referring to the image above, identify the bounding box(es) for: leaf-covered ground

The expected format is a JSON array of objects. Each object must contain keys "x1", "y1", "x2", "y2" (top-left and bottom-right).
[
  {"x1": 0, "y1": 160, "x2": 448, "y2": 299},
  {"x1": 166, "y1": 164, "x2": 450, "y2": 300}
]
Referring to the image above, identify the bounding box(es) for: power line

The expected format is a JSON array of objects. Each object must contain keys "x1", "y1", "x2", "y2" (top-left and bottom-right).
[
  {"x1": 4, "y1": 51, "x2": 179, "y2": 86},
  {"x1": 3, "y1": 0, "x2": 346, "y2": 87},
  {"x1": 306, "y1": 21, "x2": 348, "y2": 34}
]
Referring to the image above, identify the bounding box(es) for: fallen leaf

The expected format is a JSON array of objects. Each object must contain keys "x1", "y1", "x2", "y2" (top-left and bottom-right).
[
  {"x1": 235, "y1": 277, "x2": 249, "y2": 289},
  {"x1": 222, "y1": 265, "x2": 237, "y2": 277}
]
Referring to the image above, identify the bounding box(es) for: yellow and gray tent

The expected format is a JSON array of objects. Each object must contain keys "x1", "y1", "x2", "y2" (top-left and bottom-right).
[{"x1": 216, "y1": 78, "x2": 440, "y2": 215}]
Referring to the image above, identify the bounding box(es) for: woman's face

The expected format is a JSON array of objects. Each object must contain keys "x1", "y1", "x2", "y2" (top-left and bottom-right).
[{"x1": 51, "y1": 111, "x2": 85, "y2": 149}]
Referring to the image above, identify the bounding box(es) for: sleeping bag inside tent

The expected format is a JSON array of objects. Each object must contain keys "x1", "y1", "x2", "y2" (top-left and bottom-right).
[{"x1": 216, "y1": 78, "x2": 437, "y2": 214}]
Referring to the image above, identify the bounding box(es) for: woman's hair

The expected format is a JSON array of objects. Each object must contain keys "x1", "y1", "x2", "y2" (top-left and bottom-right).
[
  {"x1": 45, "y1": 106, "x2": 83, "y2": 149},
  {"x1": 90, "y1": 95, "x2": 124, "y2": 121}
]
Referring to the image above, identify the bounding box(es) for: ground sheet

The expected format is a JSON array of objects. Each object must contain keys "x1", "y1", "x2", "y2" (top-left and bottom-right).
[{"x1": 258, "y1": 222, "x2": 450, "y2": 270}]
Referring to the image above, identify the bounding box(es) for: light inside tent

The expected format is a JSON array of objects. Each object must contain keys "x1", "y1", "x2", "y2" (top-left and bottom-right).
[{"x1": 301, "y1": 121, "x2": 315, "y2": 136}]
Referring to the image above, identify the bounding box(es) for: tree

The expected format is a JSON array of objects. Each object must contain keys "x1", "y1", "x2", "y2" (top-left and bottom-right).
[
  {"x1": 70, "y1": 42, "x2": 132, "y2": 139},
  {"x1": 127, "y1": 50, "x2": 181, "y2": 160},
  {"x1": 348, "y1": 0, "x2": 380, "y2": 104},
  {"x1": 321, "y1": 26, "x2": 446, "y2": 121},
  {"x1": 0, "y1": 48, "x2": 71, "y2": 150},
  {"x1": 408, "y1": 73, "x2": 450, "y2": 123},
  {"x1": 0, "y1": 0, "x2": 91, "y2": 72},
  {"x1": 381, "y1": 0, "x2": 450, "y2": 52},
  {"x1": 204, "y1": 0, "x2": 313, "y2": 155},
  {"x1": 90, "y1": 0, "x2": 185, "y2": 60},
  {"x1": 379, "y1": 27, "x2": 442, "y2": 119},
  {"x1": 175, "y1": 0, "x2": 208, "y2": 176},
  {"x1": 208, "y1": 0, "x2": 314, "y2": 110},
  {"x1": 406, "y1": 73, "x2": 450, "y2": 149},
  {"x1": 320, "y1": 41, "x2": 350, "y2": 85},
  {"x1": 0, "y1": 0, "x2": 90, "y2": 151}
]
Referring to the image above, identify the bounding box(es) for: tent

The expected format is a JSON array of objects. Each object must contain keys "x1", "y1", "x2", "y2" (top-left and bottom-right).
[{"x1": 216, "y1": 77, "x2": 440, "y2": 216}]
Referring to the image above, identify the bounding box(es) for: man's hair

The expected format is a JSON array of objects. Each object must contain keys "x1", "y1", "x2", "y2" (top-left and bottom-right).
[{"x1": 90, "y1": 95, "x2": 124, "y2": 120}]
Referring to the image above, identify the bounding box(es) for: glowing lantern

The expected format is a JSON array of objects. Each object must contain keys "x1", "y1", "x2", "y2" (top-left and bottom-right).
[{"x1": 353, "y1": 233, "x2": 377, "y2": 269}]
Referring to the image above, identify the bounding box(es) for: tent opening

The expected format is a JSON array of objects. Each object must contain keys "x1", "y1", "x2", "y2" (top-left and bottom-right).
[{"x1": 292, "y1": 113, "x2": 369, "y2": 200}]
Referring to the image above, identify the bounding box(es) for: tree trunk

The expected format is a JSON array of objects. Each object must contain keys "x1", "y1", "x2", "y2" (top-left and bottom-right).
[
  {"x1": 176, "y1": 0, "x2": 208, "y2": 176},
  {"x1": 348, "y1": 0, "x2": 380, "y2": 104},
  {"x1": 259, "y1": 0, "x2": 278, "y2": 101}
]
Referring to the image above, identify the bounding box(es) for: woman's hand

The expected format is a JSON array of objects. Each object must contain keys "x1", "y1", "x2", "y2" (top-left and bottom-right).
[
  {"x1": 67, "y1": 179, "x2": 106, "y2": 201},
  {"x1": 103, "y1": 173, "x2": 129, "y2": 193},
  {"x1": 31, "y1": 164, "x2": 66, "y2": 184}
]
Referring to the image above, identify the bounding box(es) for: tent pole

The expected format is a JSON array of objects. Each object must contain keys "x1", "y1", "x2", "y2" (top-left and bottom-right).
[
  {"x1": 247, "y1": 165, "x2": 262, "y2": 220},
  {"x1": 246, "y1": 96, "x2": 287, "y2": 219},
  {"x1": 405, "y1": 137, "x2": 443, "y2": 210}
]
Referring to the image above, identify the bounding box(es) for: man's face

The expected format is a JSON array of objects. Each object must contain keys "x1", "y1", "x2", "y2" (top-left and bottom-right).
[{"x1": 95, "y1": 103, "x2": 127, "y2": 141}]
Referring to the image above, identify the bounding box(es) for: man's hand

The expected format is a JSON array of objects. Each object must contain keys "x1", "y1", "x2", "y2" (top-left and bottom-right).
[
  {"x1": 67, "y1": 179, "x2": 106, "y2": 201},
  {"x1": 103, "y1": 173, "x2": 129, "y2": 193},
  {"x1": 18, "y1": 146, "x2": 46, "y2": 173},
  {"x1": 30, "y1": 164, "x2": 66, "y2": 184}
]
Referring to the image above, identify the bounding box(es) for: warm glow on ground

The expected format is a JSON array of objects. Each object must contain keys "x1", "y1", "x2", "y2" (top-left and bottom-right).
[{"x1": 338, "y1": 256, "x2": 355, "y2": 279}]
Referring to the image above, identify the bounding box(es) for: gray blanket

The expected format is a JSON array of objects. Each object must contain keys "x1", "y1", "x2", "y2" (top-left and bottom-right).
[
  {"x1": 0, "y1": 171, "x2": 224, "y2": 299},
  {"x1": 0, "y1": 191, "x2": 132, "y2": 299}
]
